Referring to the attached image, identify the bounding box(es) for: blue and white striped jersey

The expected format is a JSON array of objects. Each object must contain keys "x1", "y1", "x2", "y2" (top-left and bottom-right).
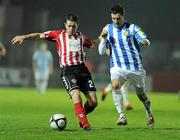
[
  {"x1": 104, "y1": 22, "x2": 148, "y2": 71},
  {"x1": 33, "y1": 50, "x2": 52, "y2": 73}
]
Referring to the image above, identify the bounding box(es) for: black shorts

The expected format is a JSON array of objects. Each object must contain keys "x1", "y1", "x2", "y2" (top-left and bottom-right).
[{"x1": 61, "y1": 63, "x2": 96, "y2": 95}]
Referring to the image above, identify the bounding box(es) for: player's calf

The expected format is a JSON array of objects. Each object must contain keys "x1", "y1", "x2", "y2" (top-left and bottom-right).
[{"x1": 84, "y1": 101, "x2": 97, "y2": 114}]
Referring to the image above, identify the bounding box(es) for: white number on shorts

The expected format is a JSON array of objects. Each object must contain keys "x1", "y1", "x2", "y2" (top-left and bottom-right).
[{"x1": 88, "y1": 80, "x2": 94, "y2": 88}]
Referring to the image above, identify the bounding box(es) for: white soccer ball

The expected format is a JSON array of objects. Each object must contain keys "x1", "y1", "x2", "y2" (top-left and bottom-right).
[{"x1": 49, "y1": 114, "x2": 67, "y2": 131}]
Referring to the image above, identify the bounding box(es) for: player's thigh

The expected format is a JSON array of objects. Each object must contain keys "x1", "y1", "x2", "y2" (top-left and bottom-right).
[
  {"x1": 79, "y1": 69, "x2": 96, "y2": 93},
  {"x1": 110, "y1": 68, "x2": 127, "y2": 87},
  {"x1": 70, "y1": 89, "x2": 82, "y2": 103},
  {"x1": 61, "y1": 71, "x2": 79, "y2": 94},
  {"x1": 128, "y1": 70, "x2": 146, "y2": 88}
]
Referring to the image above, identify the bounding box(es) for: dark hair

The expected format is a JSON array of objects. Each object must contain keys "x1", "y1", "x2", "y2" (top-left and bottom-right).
[
  {"x1": 65, "y1": 13, "x2": 79, "y2": 25},
  {"x1": 110, "y1": 4, "x2": 125, "y2": 16}
]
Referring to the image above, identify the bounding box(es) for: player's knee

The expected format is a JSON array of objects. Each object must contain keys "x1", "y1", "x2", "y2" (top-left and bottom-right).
[
  {"x1": 136, "y1": 87, "x2": 144, "y2": 95},
  {"x1": 111, "y1": 82, "x2": 120, "y2": 90},
  {"x1": 90, "y1": 100, "x2": 98, "y2": 108},
  {"x1": 71, "y1": 90, "x2": 82, "y2": 103},
  {"x1": 93, "y1": 101, "x2": 98, "y2": 108}
]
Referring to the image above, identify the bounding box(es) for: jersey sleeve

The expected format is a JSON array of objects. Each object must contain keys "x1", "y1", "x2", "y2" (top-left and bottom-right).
[
  {"x1": 133, "y1": 24, "x2": 148, "y2": 43},
  {"x1": 82, "y1": 35, "x2": 93, "y2": 48},
  {"x1": 43, "y1": 30, "x2": 62, "y2": 41}
]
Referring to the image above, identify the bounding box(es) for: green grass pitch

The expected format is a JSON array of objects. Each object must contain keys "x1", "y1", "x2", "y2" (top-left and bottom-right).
[{"x1": 0, "y1": 88, "x2": 180, "y2": 140}]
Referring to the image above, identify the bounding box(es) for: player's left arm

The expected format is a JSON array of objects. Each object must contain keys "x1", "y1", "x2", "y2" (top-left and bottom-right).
[{"x1": 133, "y1": 25, "x2": 150, "y2": 46}]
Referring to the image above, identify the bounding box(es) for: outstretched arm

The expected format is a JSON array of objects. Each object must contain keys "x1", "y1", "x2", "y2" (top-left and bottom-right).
[{"x1": 11, "y1": 33, "x2": 45, "y2": 45}]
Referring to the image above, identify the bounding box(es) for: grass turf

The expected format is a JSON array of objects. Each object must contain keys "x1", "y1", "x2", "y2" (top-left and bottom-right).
[{"x1": 0, "y1": 88, "x2": 180, "y2": 140}]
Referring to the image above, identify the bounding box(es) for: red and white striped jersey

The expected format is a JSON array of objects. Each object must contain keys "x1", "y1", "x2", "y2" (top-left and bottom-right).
[{"x1": 44, "y1": 29, "x2": 93, "y2": 67}]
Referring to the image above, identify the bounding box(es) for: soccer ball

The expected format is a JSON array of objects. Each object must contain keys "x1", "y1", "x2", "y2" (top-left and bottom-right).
[{"x1": 49, "y1": 114, "x2": 67, "y2": 131}]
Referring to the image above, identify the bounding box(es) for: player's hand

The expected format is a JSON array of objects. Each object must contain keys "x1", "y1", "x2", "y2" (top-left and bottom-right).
[
  {"x1": 11, "y1": 35, "x2": 25, "y2": 45},
  {"x1": 99, "y1": 28, "x2": 108, "y2": 39},
  {"x1": 141, "y1": 39, "x2": 150, "y2": 46}
]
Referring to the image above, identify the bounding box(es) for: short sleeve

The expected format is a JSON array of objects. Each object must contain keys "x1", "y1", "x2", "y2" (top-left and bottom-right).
[
  {"x1": 133, "y1": 24, "x2": 148, "y2": 43},
  {"x1": 44, "y1": 30, "x2": 62, "y2": 41}
]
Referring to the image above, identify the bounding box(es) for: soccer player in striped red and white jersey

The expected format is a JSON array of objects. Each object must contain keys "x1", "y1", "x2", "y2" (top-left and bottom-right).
[{"x1": 11, "y1": 13, "x2": 98, "y2": 131}]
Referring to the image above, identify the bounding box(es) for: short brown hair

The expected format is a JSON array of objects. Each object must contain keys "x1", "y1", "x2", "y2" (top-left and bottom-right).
[
  {"x1": 110, "y1": 4, "x2": 125, "y2": 16},
  {"x1": 65, "y1": 13, "x2": 79, "y2": 25}
]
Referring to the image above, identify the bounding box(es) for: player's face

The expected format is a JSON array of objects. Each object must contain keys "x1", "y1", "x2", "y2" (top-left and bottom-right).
[
  {"x1": 111, "y1": 13, "x2": 125, "y2": 27},
  {"x1": 65, "y1": 20, "x2": 78, "y2": 35}
]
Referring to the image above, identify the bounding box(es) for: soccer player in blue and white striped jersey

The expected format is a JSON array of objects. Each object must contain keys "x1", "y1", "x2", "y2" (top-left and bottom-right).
[
  {"x1": 98, "y1": 3, "x2": 154, "y2": 128},
  {"x1": 33, "y1": 42, "x2": 53, "y2": 94}
]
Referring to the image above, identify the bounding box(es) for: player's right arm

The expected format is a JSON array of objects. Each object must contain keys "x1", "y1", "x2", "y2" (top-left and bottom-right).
[{"x1": 11, "y1": 33, "x2": 45, "y2": 45}]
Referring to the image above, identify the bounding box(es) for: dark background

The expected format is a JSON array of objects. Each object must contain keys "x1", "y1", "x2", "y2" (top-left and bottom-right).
[{"x1": 0, "y1": 0, "x2": 180, "y2": 91}]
